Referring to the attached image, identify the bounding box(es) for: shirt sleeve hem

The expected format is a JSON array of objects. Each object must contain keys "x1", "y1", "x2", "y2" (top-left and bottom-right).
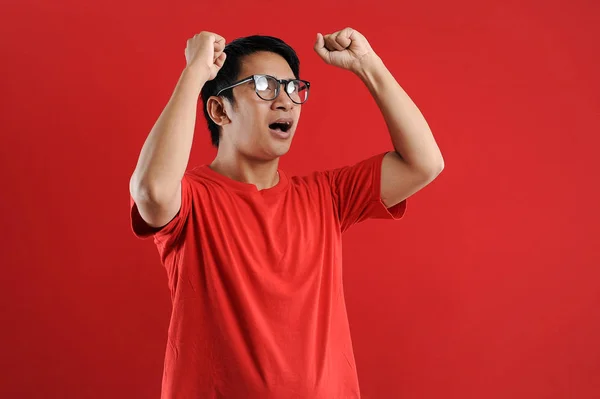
[{"x1": 370, "y1": 151, "x2": 408, "y2": 220}]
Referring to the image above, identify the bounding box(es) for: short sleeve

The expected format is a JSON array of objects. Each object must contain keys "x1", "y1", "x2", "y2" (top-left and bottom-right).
[
  {"x1": 129, "y1": 174, "x2": 193, "y2": 243},
  {"x1": 326, "y1": 151, "x2": 407, "y2": 232}
]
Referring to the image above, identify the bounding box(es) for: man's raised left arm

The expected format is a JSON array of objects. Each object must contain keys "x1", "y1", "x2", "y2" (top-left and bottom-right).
[{"x1": 315, "y1": 27, "x2": 444, "y2": 208}]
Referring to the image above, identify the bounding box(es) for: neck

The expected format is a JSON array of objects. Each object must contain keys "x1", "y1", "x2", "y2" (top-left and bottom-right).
[{"x1": 209, "y1": 151, "x2": 280, "y2": 191}]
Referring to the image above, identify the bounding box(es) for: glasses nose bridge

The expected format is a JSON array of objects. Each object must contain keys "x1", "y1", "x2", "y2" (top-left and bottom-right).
[{"x1": 272, "y1": 78, "x2": 293, "y2": 104}]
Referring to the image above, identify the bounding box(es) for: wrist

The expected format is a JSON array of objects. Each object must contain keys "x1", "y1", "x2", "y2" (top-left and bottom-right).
[
  {"x1": 353, "y1": 52, "x2": 384, "y2": 82},
  {"x1": 181, "y1": 66, "x2": 209, "y2": 94}
]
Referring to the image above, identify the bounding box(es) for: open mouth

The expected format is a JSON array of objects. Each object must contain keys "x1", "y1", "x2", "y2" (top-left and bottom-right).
[{"x1": 268, "y1": 121, "x2": 292, "y2": 133}]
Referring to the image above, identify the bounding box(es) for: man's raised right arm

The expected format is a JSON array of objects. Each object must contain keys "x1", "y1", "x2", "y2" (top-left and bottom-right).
[{"x1": 129, "y1": 32, "x2": 226, "y2": 228}]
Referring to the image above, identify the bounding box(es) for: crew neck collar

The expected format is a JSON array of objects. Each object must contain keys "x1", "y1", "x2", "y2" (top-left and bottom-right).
[{"x1": 198, "y1": 164, "x2": 289, "y2": 195}]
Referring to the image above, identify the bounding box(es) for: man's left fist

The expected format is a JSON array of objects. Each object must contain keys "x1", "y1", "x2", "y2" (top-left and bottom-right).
[{"x1": 314, "y1": 27, "x2": 377, "y2": 74}]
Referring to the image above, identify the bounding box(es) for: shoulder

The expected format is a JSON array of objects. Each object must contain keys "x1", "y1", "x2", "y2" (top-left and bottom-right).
[
  {"x1": 183, "y1": 165, "x2": 226, "y2": 191},
  {"x1": 286, "y1": 169, "x2": 334, "y2": 200},
  {"x1": 289, "y1": 169, "x2": 328, "y2": 186}
]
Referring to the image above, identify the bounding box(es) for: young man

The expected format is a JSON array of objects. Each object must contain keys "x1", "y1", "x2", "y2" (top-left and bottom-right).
[{"x1": 129, "y1": 28, "x2": 444, "y2": 399}]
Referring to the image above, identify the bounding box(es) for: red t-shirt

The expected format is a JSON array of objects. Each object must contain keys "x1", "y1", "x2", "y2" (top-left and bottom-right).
[{"x1": 130, "y1": 151, "x2": 407, "y2": 399}]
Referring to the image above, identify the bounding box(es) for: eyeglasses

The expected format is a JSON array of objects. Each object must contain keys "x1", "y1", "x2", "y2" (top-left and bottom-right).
[{"x1": 215, "y1": 74, "x2": 310, "y2": 105}]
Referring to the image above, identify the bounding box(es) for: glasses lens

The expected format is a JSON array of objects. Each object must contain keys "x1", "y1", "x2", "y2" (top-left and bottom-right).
[
  {"x1": 254, "y1": 76, "x2": 309, "y2": 103},
  {"x1": 288, "y1": 80, "x2": 309, "y2": 104},
  {"x1": 254, "y1": 75, "x2": 278, "y2": 100}
]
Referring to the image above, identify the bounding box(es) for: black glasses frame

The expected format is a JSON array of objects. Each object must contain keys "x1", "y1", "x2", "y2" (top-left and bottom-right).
[{"x1": 215, "y1": 74, "x2": 311, "y2": 104}]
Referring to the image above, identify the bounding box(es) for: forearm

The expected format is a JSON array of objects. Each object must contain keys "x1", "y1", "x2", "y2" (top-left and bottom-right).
[
  {"x1": 130, "y1": 67, "x2": 207, "y2": 202},
  {"x1": 355, "y1": 54, "x2": 444, "y2": 172}
]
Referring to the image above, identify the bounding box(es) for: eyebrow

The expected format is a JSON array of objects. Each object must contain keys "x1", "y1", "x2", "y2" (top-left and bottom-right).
[{"x1": 257, "y1": 74, "x2": 298, "y2": 80}]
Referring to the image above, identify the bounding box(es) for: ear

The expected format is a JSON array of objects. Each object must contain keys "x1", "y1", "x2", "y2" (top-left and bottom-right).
[{"x1": 206, "y1": 96, "x2": 231, "y2": 126}]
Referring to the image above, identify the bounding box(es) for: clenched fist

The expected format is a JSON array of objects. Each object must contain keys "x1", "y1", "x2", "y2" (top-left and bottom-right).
[
  {"x1": 314, "y1": 27, "x2": 377, "y2": 75},
  {"x1": 185, "y1": 32, "x2": 227, "y2": 81}
]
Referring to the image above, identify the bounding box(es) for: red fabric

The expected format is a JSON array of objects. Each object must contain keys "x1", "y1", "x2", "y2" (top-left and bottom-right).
[{"x1": 130, "y1": 151, "x2": 407, "y2": 399}]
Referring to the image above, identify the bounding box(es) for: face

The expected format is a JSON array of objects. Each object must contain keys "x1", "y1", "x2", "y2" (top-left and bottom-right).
[{"x1": 212, "y1": 51, "x2": 302, "y2": 161}]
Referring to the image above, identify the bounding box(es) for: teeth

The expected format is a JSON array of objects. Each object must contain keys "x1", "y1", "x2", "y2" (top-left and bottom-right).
[{"x1": 269, "y1": 120, "x2": 293, "y2": 134}]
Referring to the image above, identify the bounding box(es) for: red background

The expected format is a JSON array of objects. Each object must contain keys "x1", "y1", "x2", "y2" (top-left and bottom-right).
[{"x1": 1, "y1": 0, "x2": 599, "y2": 398}]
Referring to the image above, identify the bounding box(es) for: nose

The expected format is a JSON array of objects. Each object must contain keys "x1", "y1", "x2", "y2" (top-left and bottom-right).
[{"x1": 271, "y1": 83, "x2": 293, "y2": 111}]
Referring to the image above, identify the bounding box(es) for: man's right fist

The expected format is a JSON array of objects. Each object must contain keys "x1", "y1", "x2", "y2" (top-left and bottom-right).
[{"x1": 185, "y1": 32, "x2": 227, "y2": 81}]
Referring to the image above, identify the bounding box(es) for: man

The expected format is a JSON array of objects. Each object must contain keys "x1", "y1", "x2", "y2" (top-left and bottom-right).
[{"x1": 129, "y1": 28, "x2": 444, "y2": 399}]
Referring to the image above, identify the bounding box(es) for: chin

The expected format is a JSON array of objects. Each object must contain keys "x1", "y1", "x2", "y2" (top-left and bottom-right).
[
  {"x1": 265, "y1": 133, "x2": 294, "y2": 159},
  {"x1": 242, "y1": 143, "x2": 291, "y2": 162},
  {"x1": 241, "y1": 131, "x2": 295, "y2": 161},
  {"x1": 266, "y1": 143, "x2": 291, "y2": 159}
]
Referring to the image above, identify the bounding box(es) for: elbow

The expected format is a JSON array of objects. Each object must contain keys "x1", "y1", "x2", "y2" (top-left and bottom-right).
[
  {"x1": 130, "y1": 174, "x2": 162, "y2": 204},
  {"x1": 401, "y1": 148, "x2": 444, "y2": 179},
  {"x1": 435, "y1": 157, "x2": 445, "y2": 175},
  {"x1": 432, "y1": 151, "x2": 445, "y2": 174},
  {"x1": 130, "y1": 175, "x2": 149, "y2": 203},
  {"x1": 415, "y1": 159, "x2": 444, "y2": 186},
  {"x1": 421, "y1": 156, "x2": 445, "y2": 180}
]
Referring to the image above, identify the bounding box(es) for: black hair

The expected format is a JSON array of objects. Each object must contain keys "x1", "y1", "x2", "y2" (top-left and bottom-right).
[{"x1": 200, "y1": 35, "x2": 300, "y2": 147}]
